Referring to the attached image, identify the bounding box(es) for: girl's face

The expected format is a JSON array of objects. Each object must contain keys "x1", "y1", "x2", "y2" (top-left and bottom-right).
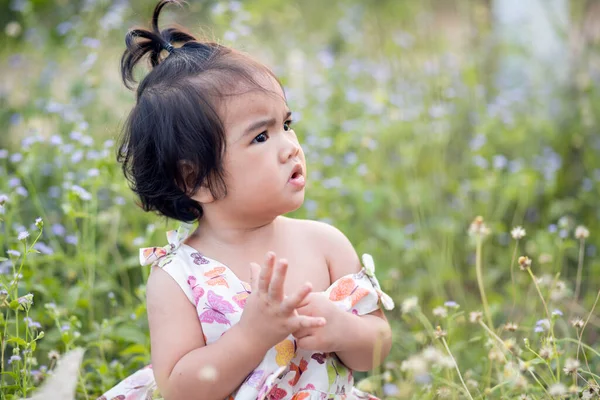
[{"x1": 210, "y1": 74, "x2": 306, "y2": 219}]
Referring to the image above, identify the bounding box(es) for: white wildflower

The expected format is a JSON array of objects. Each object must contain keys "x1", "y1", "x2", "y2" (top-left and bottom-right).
[
  {"x1": 570, "y1": 317, "x2": 584, "y2": 329},
  {"x1": 468, "y1": 216, "x2": 490, "y2": 237},
  {"x1": 432, "y1": 306, "x2": 447, "y2": 318},
  {"x1": 18, "y1": 231, "x2": 29, "y2": 241},
  {"x1": 548, "y1": 383, "x2": 566, "y2": 396},
  {"x1": 469, "y1": 311, "x2": 483, "y2": 323},
  {"x1": 511, "y1": 226, "x2": 526, "y2": 239},
  {"x1": 575, "y1": 225, "x2": 590, "y2": 239},
  {"x1": 563, "y1": 358, "x2": 580, "y2": 375},
  {"x1": 504, "y1": 322, "x2": 518, "y2": 332},
  {"x1": 400, "y1": 354, "x2": 428, "y2": 374},
  {"x1": 581, "y1": 386, "x2": 599, "y2": 400},
  {"x1": 550, "y1": 281, "x2": 568, "y2": 301},
  {"x1": 434, "y1": 325, "x2": 447, "y2": 339},
  {"x1": 488, "y1": 348, "x2": 504, "y2": 362},
  {"x1": 466, "y1": 379, "x2": 478, "y2": 389},
  {"x1": 436, "y1": 387, "x2": 452, "y2": 398},
  {"x1": 539, "y1": 345, "x2": 554, "y2": 360},
  {"x1": 518, "y1": 256, "x2": 532, "y2": 270},
  {"x1": 401, "y1": 296, "x2": 418, "y2": 314},
  {"x1": 514, "y1": 374, "x2": 528, "y2": 389}
]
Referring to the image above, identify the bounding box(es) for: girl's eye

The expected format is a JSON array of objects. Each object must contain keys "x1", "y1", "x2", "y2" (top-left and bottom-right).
[
  {"x1": 252, "y1": 132, "x2": 268, "y2": 144},
  {"x1": 284, "y1": 120, "x2": 293, "y2": 131}
]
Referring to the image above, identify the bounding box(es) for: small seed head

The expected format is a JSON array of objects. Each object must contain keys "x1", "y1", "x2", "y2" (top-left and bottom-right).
[{"x1": 518, "y1": 256, "x2": 532, "y2": 270}]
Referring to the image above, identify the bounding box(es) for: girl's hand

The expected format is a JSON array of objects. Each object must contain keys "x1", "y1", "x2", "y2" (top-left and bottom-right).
[
  {"x1": 238, "y1": 252, "x2": 326, "y2": 351},
  {"x1": 292, "y1": 292, "x2": 345, "y2": 352}
]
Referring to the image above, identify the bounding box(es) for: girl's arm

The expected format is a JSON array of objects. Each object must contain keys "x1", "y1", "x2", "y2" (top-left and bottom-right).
[
  {"x1": 147, "y1": 267, "x2": 269, "y2": 400},
  {"x1": 316, "y1": 222, "x2": 393, "y2": 371},
  {"x1": 334, "y1": 309, "x2": 392, "y2": 371}
]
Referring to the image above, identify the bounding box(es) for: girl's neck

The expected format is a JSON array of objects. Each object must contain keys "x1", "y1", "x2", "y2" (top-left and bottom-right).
[{"x1": 190, "y1": 214, "x2": 283, "y2": 251}]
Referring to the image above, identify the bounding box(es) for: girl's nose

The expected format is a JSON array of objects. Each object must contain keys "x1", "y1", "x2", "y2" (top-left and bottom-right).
[{"x1": 280, "y1": 133, "x2": 301, "y2": 162}]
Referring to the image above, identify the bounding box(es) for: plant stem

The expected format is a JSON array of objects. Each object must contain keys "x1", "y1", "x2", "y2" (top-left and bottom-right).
[
  {"x1": 576, "y1": 289, "x2": 600, "y2": 373},
  {"x1": 526, "y1": 268, "x2": 560, "y2": 381},
  {"x1": 475, "y1": 235, "x2": 493, "y2": 329},
  {"x1": 509, "y1": 240, "x2": 519, "y2": 319},
  {"x1": 440, "y1": 337, "x2": 474, "y2": 400},
  {"x1": 574, "y1": 238, "x2": 585, "y2": 302}
]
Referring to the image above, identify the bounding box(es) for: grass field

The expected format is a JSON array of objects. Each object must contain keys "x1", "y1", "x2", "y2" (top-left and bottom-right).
[{"x1": 1, "y1": 0, "x2": 599, "y2": 398}]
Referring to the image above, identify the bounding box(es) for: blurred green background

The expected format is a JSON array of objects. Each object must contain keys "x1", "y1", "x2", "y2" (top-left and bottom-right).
[{"x1": 1, "y1": 0, "x2": 599, "y2": 398}]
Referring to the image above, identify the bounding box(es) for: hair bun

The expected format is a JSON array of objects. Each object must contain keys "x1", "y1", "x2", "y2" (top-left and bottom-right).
[{"x1": 120, "y1": 0, "x2": 197, "y2": 90}]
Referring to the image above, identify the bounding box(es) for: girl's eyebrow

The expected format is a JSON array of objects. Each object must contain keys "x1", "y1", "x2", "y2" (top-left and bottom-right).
[{"x1": 241, "y1": 110, "x2": 292, "y2": 138}]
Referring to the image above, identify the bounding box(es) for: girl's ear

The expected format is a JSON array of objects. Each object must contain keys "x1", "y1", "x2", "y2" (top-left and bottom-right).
[
  {"x1": 178, "y1": 160, "x2": 215, "y2": 204},
  {"x1": 190, "y1": 184, "x2": 215, "y2": 204}
]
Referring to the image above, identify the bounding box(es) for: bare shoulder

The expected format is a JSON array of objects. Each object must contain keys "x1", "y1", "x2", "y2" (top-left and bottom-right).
[
  {"x1": 146, "y1": 266, "x2": 205, "y2": 389},
  {"x1": 281, "y1": 217, "x2": 362, "y2": 281}
]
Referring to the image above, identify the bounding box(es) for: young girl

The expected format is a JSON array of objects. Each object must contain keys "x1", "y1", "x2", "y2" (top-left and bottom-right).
[{"x1": 99, "y1": 1, "x2": 394, "y2": 399}]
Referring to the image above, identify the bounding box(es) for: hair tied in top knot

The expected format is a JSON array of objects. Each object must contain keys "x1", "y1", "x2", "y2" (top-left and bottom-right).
[
  {"x1": 120, "y1": 0, "x2": 198, "y2": 90},
  {"x1": 163, "y1": 42, "x2": 174, "y2": 53}
]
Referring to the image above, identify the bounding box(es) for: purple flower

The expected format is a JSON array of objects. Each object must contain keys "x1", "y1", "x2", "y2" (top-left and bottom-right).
[
  {"x1": 8, "y1": 355, "x2": 21, "y2": 364},
  {"x1": 16, "y1": 187, "x2": 28, "y2": 197},
  {"x1": 51, "y1": 223, "x2": 66, "y2": 236},
  {"x1": 48, "y1": 186, "x2": 61, "y2": 198},
  {"x1": 8, "y1": 177, "x2": 21, "y2": 188},
  {"x1": 444, "y1": 301, "x2": 459, "y2": 308},
  {"x1": 56, "y1": 21, "x2": 73, "y2": 35},
  {"x1": 33, "y1": 242, "x2": 54, "y2": 255},
  {"x1": 81, "y1": 37, "x2": 100, "y2": 48}
]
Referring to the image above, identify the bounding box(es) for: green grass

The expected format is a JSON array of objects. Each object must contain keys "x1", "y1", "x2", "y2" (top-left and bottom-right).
[{"x1": 1, "y1": 0, "x2": 599, "y2": 398}]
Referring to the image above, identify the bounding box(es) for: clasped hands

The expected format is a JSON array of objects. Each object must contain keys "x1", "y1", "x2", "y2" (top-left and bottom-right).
[{"x1": 238, "y1": 251, "x2": 347, "y2": 353}]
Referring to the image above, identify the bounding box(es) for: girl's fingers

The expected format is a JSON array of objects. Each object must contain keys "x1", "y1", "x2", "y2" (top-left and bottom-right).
[
  {"x1": 292, "y1": 328, "x2": 310, "y2": 339},
  {"x1": 291, "y1": 315, "x2": 326, "y2": 331},
  {"x1": 258, "y1": 252, "x2": 276, "y2": 293},
  {"x1": 280, "y1": 282, "x2": 312, "y2": 314},
  {"x1": 249, "y1": 262, "x2": 261, "y2": 293},
  {"x1": 268, "y1": 259, "x2": 288, "y2": 301},
  {"x1": 295, "y1": 335, "x2": 318, "y2": 351}
]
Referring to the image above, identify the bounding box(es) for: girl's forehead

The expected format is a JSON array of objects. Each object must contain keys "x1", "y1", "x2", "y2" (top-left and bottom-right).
[{"x1": 220, "y1": 76, "x2": 287, "y2": 128}]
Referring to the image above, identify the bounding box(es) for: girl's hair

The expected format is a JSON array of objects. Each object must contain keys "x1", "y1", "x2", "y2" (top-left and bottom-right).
[{"x1": 118, "y1": 0, "x2": 281, "y2": 222}]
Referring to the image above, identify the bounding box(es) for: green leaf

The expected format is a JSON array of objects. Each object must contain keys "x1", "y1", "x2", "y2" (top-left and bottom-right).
[
  {"x1": 111, "y1": 324, "x2": 148, "y2": 345},
  {"x1": 0, "y1": 256, "x2": 8, "y2": 262},
  {"x1": 7, "y1": 336, "x2": 27, "y2": 347},
  {"x1": 8, "y1": 299, "x2": 21, "y2": 310},
  {"x1": 119, "y1": 343, "x2": 147, "y2": 357}
]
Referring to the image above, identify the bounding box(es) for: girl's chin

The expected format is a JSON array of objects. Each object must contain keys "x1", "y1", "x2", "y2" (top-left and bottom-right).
[{"x1": 283, "y1": 193, "x2": 305, "y2": 214}]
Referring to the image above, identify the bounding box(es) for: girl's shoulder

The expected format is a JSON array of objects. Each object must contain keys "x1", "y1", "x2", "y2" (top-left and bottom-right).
[
  {"x1": 279, "y1": 216, "x2": 346, "y2": 241},
  {"x1": 280, "y1": 217, "x2": 353, "y2": 257},
  {"x1": 280, "y1": 216, "x2": 359, "y2": 279}
]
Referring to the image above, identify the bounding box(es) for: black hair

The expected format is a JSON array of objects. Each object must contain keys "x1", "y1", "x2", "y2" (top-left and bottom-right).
[{"x1": 118, "y1": 0, "x2": 281, "y2": 222}]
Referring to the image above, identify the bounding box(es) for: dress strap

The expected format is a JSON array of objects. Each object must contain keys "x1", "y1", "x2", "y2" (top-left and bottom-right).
[
  {"x1": 138, "y1": 222, "x2": 194, "y2": 267},
  {"x1": 360, "y1": 254, "x2": 395, "y2": 310}
]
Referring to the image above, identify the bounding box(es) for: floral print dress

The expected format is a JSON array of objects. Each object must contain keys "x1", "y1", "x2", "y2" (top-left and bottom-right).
[{"x1": 98, "y1": 223, "x2": 395, "y2": 400}]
